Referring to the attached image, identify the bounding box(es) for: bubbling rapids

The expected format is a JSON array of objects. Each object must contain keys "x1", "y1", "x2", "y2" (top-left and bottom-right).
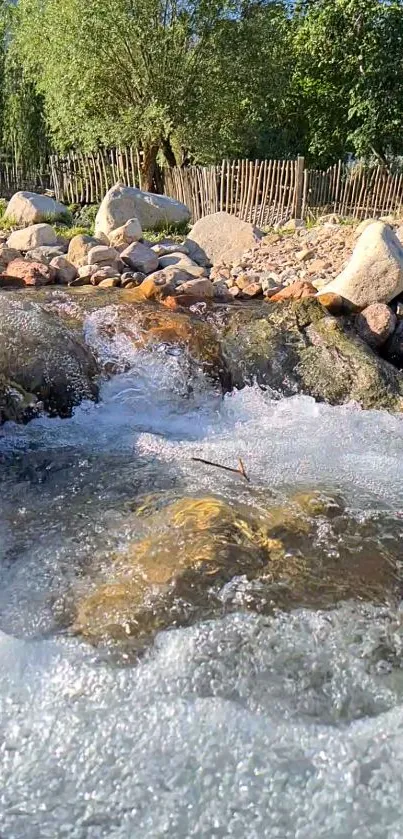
[{"x1": 1, "y1": 302, "x2": 403, "y2": 837}]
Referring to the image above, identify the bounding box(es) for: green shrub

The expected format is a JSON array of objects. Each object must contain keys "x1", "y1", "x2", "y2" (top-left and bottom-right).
[{"x1": 72, "y1": 204, "x2": 100, "y2": 229}]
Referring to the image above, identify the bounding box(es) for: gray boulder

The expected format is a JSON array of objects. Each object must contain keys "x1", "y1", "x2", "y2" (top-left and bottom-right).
[
  {"x1": 120, "y1": 242, "x2": 159, "y2": 274},
  {"x1": 25, "y1": 246, "x2": 66, "y2": 266},
  {"x1": 4, "y1": 191, "x2": 69, "y2": 226},
  {"x1": 0, "y1": 296, "x2": 98, "y2": 417},
  {"x1": 185, "y1": 211, "x2": 262, "y2": 267},
  {"x1": 322, "y1": 222, "x2": 403, "y2": 307},
  {"x1": 7, "y1": 224, "x2": 58, "y2": 251},
  {"x1": 94, "y1": 182, "x2": 190, "y2": 237}
]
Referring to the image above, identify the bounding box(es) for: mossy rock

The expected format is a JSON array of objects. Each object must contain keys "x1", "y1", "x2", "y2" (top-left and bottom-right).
[
  {"x1": 0, "y1": 373, "x2": 38, "y2": 423},
  {"x1": 0, "y1": 295, "x2": 99, "y2": 418},
  {"x1": 72, "y1": 491, "x2": 402, "y2": 646},
  {"x1": 220, "y1": 298, "x2": 403, "y2": 411}
]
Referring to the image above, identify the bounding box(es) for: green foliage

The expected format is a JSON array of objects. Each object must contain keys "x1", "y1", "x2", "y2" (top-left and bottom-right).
[
  {"x1": 0, "y1": 1, "x2": 49, "y2": 170},
  {"x1": 142, "y1": 220, "x2": 190, "y2": 242},
  {"x1": 2, "y1": 0, "x2": 403, "y2": 174},
  {"x1": 0, "y1": 214, "x2": 18, "y2": 231},
  {"x1": 292, "y1": 0, "x2": 403, "y2": 165},
  {"x1": 72, "y1": 204, "x2": 100, "y2": 229}
]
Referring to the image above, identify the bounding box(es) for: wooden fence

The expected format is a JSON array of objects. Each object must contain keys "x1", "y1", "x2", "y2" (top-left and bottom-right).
[
  {"x1": 163, "y1": 158, "x2": 304, "y2": 226},
  {"x1": 304, "y1": 162, "x2": 403, "y2": 220},
  {"x1": 3, "y1": 148, "x2": 403, "y2": 225},
  {"x1": 49, "y1": 147, "x2": 146, "y2": 205},
  {"x1": 0, "y1": 157, "x2": 50, "y2": 198}
]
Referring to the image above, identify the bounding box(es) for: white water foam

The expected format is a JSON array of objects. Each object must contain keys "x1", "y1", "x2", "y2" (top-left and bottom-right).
[
  {"x1": 1, "y1": 319, "x2": 403, "y2": 836},
  {"x1": 2, "y1": 606, "x2": 403, "y2": 838}
]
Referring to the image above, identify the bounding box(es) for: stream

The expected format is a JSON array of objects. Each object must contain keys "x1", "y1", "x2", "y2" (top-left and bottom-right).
[{"x1": 1, "y1": 299, "x2": 403, "y2": 837}]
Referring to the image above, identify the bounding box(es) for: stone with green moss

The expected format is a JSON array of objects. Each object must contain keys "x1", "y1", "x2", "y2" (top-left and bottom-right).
[{"x1": 220, "y1": 298, "x2": 403, "y2": 411}]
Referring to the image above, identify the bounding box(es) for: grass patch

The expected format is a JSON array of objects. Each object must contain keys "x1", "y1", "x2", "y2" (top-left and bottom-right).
[
  {"x1": 0, "y1": 215, "x2": 19, "y2": 232},
  {"x1": 142, "y1": 220, "x2": 190, "y2": 243},
  {"x1": 54, "y1": 225, "x2": 93, "y2": 241}
]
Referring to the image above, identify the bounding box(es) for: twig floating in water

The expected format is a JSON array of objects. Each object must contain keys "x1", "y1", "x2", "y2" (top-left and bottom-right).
[{"x1": 192, "y1": 456, "x2": 250, "y2": 483}]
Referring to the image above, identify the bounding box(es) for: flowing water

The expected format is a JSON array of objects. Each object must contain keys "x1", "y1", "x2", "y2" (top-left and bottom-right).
[{"x1": 1, "y1": 300, "x2": 403, "y2": 837}]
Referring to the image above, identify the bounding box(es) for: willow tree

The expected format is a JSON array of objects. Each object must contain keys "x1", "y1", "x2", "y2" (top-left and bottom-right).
[
  {"x1": 0, "y1": 0, "x2": 49, "y2": 172},
  {"x1": 15, "y1": 0, "x2": 245, "y2": 187}
]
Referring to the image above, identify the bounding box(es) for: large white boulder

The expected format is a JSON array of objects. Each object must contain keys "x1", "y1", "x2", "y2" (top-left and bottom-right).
[
  {"x1": 7, "y1": 224, "x2": 57, "y2": 251},
  {"x1": 4, "y1": 191, "x2": 69, "y2": 226},
  {"x1": 321, "y1": 222, "x2": 403, "y2": 307},
  {"x1": 184, "y1": 211, "x2": 262, "y2": 267},
  {"x1": 95, "y1": 183, "x2": 190, "y2": 237}
]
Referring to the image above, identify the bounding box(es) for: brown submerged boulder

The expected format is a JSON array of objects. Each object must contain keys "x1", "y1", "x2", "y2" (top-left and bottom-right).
[
  {"x1": 90, "y1": 302, "x2": 228, "y2": 385},
  {"x1": 72, "y1": 491, "x2": 402, "y2": 646}
]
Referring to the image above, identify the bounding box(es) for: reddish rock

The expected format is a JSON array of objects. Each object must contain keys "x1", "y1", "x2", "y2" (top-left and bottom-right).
[
  {"x1": 317, "y1": 292, "x2": 350, "y2": 316},
  {"x1": 4, "y1": 258, "x2": 55, "y2": 287},
  {"x1": 269, "y1": 280, "x2": 317, "y2": 303},
  {"x1": 307, "y1": 258, "x2": 332, "y2": 275},
  {"x1": 161, "y1": 294, "x2": 207, "y2": 310},
  {"x1": 355, "y1": 303, "x2": 397, "y2": 348},
  {"x1": 241, "y1": 282, "x2": 263, "y2": 299}
]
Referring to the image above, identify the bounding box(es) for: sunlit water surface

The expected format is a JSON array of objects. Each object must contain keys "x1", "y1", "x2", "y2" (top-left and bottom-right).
[{"x1": 1, "y1": 306, "x2": 403, "y2": 837}]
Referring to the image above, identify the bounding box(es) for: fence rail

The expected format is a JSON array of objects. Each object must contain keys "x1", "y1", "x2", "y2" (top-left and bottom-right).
[{"x1": 2, "y1": 150, "x2": 403, "y2": 225}]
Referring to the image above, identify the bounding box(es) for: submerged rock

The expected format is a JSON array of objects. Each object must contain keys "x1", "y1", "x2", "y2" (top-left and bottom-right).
[
  {"x1": 220, "y1": 298, "x2": 403, "y2": 411},
  {"x1": 0, "y1": 296, "x2": 99, "y2": 418},
  {"x1": 88, "y1": 302, "x2": 228, "y2": 385},
  {"x1": 0, "y1": 373, "x2": 38, "y2": 423},
  {"x1": 72, "y1": 492, "x2": 402, "y2": 646}
]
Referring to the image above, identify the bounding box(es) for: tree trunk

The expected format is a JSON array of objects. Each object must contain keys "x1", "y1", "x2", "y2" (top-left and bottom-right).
[
  {"x1": 141, "y1": 143, "x2": 159, "y2": 192},
  {"x1": 161, "y1": 136, "x2": 177, "y2": 168}
]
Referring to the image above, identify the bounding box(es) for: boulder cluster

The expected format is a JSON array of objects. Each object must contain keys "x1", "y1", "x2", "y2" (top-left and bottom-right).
[{"x1": 2, "y1": 182, "x2": 403, "y2": 422}]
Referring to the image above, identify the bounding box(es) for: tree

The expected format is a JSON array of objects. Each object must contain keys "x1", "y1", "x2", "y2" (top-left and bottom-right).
[
  {"x1": 15, "y1": 0, "x2": 299, "y2": 184},
  {"x1": 0, "y1": 0, "x2": 49, "y2": 172},
  {"x1": 15, "y1": 0, "x2": 248, "y2": 187},
  {"x1": 181, "y1": 1, "x2": 301, "y2": 163},
  {"x1": 292, "y1": 0, "x2": 403, "y2": 165}
]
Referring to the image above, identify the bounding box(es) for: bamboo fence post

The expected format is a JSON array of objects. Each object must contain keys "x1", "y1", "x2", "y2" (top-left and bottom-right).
[
  {"x1": 372, "y1": 165, "x2": 383, "y2": 216},
  {"x1": 264, "y1": 159, "x2": 277, "y2": 226},
  {"x1": 219, "y1": 160, "x2": 225, "y2": 212},
  {"x1": 228, "y1": 159, "x2": 235, "y2": 214},
  {"x1": 257, "y1": 159, "x2": 269, "y2": 227},
  {"x1": 294, "y1": 155, "x2": 305, "y2": 219},
  {"x1": 234, "y1": 160, "x2": 241, "y2": 216}
]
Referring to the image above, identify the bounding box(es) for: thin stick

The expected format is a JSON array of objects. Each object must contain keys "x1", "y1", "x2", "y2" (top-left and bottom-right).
[{"x1": 192, "y1": 456, "x2": 250, "y2": 483}]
